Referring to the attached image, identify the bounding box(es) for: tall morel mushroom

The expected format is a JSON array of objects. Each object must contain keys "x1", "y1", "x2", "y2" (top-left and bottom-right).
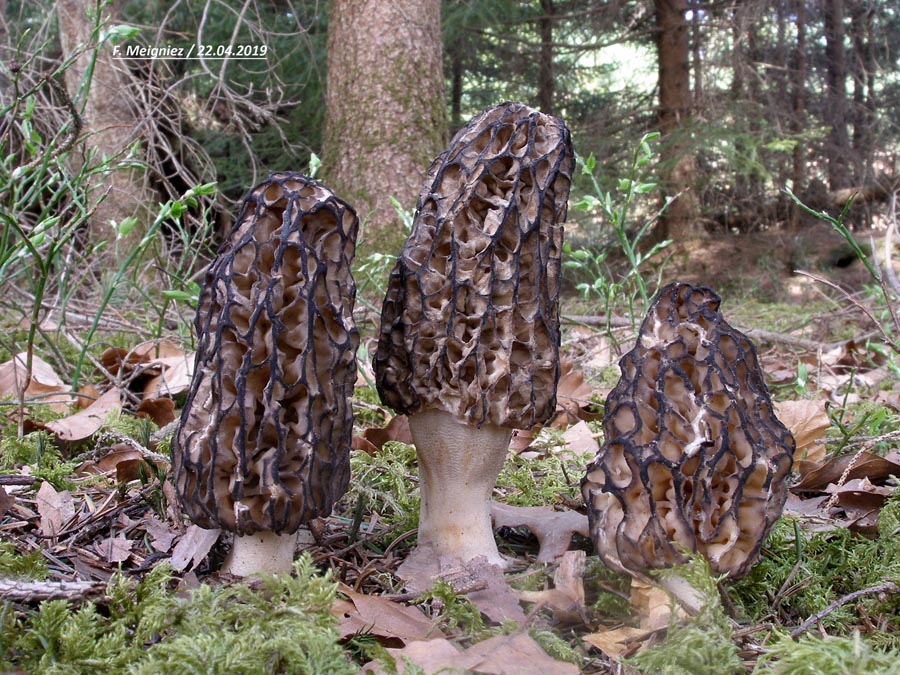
[
  {"x1": 374, "y1": 102, "x2": 574, "y2": 573},
  {"x1": 581, "y1": 282, "x2": 794, "y2": 579},
  {"x1": 173, "y1": 173, "x2": 359, "y2": 576}
]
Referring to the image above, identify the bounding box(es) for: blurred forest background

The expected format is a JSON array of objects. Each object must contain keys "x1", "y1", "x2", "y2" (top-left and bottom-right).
[{"x1": 2, "y1": 0, "x2": 900, "y2": 292}]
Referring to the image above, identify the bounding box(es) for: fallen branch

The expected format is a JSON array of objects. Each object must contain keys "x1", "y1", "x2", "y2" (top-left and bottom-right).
[
  {"x1": 0, "y1": 577, "x2": 106, "y2": 603},
  {"x1": 789, "y1": 581, "x2": 900, "y2": 638}
]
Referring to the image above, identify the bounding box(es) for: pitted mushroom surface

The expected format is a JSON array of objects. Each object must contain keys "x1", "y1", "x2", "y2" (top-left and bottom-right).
[
  {"x1": 581, "y1": 282, "x2": 794, "y2": 578},
  {"x1": 374, "y1": 102, "x2": 573, "y2": 577},
  {"x1": 173, "y1": 172, "x2": 359, "y2": 575}
]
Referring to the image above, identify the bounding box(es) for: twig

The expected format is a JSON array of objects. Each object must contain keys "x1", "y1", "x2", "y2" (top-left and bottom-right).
[
  {"x1": 789, "y1": 582, "x2": 900, "y2": 638},
  {"x1": 0, "y1": 577, "x2": 106, "y2": 603}
]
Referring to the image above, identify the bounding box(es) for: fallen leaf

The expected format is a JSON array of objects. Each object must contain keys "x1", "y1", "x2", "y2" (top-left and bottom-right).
[
  {"x1": 458, "y1": 632, "x2": 580, "y2": 675},
  {"x1": 794, "y1": 451, "x2": 900, "y2": 492},
  {"x1": 46, "y1": 387, "x2": 122, "y2": 442},
  {"x1": 491, "y1": 502, "x2": 589, "y2": 562},
  {"x1": 168, "y1": 524, "x2": 220, "y2": 571},
  {"x1": 142, "y1": 517, "x2": 177, "y2": 553},
  {"x1": 336, "y1": 584, "x2": 444, "y2": 642},
  {"x1": 0, "y1": 486, "x2": 12, "y2": 518},
  {"x1": 0, "y1": 353, "x2": 73, "y2": 412},
  {"x1": 362, "y1": 633, "x2": 579, "y2": 675},
  {"x1": 517, "y1": 550, "x2": 586, "y2": 624},
  {"x1": 551, "y1": 360, "x2": 595, "y2": 427},
  {"x1": 562, "y1": 420, "x2": 600, "y2": 457},
  {"x1": 136, "y1": 397, "x2": 175, "y2": 427},
  {"x1": 36, "y1": 481, "x2": 75, "y2": 538},
  {"x1": 359, "y1": 415, "x2": 413, "y2": 452},
  {"x1": 458, "y1": 558, "x2": 527, "y2": 624},
  {"x1": 775, "y1": 399, "x2": 830, "y2": 465},
  {"x1": 97, "y1": 534, "x2": 134, "y2": 563},
  {"x1": 583, "y1": 625, "x2": 654, "y2": 660},
  {"x1": 825, "y1": 477, "x2": 895, "y2": 510}
]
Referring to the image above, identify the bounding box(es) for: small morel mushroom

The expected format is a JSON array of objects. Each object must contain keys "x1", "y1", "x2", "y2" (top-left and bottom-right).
[
  {"x1": 173, "y1": 172, "x2": 359, "y2": 576},
  {"x1": 581, "y1": 282, "x2": 794, "y2": 579},
  {"x1": 374, "y1": 102, "x2": 574, "y2": 574}
]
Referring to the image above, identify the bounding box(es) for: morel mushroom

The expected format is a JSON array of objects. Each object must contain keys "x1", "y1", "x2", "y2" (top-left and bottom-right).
[
  {"x1": 581, "y1": 282, "x2": 794, "y2": 579},
  {"x1": 173, "y1": 172, "x2": 359, "y2": 576},
  {"x1": 374, "y1": 102, "x2": 574, "y2": 572}
]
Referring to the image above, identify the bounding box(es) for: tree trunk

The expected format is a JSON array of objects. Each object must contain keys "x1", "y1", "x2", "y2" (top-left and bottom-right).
[
  {"x1": 56, "y1": 0, "x2": 152, "y2": 266},
  {"x1": 323, "y1": 0, "x2": 446, "y2": 257},
  {"x1": 655, "y1": 0, "x2": 701, "y2": 240},
  {"x1": 538, "y1": 0, "x2": 554, "y2": 115},
  {"x1": 823, "y1": 0, "x2": 851, "y2": 190},
  {"x1": 789, "y1": 0, "x2": 807, "y2": 229},
  {"x1": 848, "y1": 0, "x2": 875, "y2": 185}
]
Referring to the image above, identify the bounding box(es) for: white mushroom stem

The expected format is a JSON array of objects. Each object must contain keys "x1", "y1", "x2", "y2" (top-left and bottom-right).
[
  {"x1": 407, "y1": 409, "x2": 512, "y2": 567},
  {"x1": 222, "y1": 531, "x2": 298, "y2": 576}
]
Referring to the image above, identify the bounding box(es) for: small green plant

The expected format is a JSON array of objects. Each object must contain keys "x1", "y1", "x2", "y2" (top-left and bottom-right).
[
  {"x1": 565, "y1": 132, "x2": 673, "y2": 338},
  {"x1": 785, "y1": 188, "x2": 900, "y2": 356},
  {"x1": 628, "y1": 555, "x2": 743, "y2": 675},
  {"x1": 0, "y1": 430, "x2": 77, "y2": 490}
]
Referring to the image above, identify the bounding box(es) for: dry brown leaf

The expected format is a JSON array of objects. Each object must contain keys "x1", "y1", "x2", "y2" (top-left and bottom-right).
[
  {"x1": 36, "y1": 481, "x2": 74, "y2": 538},
  {"x1": 491, "y1": 502, "x2": 589, "y2": 562},
  {"x1": 142, "y1": 517, "x2": 177, "y2": 553},
  {"x1": 0, "y1": 353, "x2": 74, "y2": 412},
  {"x1": 0, "y1": 486, "x2": 12, "y2": 519},
  {"x1": 517, "y1": 550, "x2": 586, "y2": 624},
  {"x1": 336, "y1": 584, "x2": 444, "y2": 642},
  {"x1": 775, "y1": 399, "x2": 830, "y2": 465},
  {"x1": 142, "y1": 356, "x2": 193, "y2": 399},
  {"x1": 361, "y1": 633, "x2": 579, "y2": 675},
  {"x1": 460, "y1": 558, "x2": 527, "y2": 624},
  {"x1": 359, "y1": 415, "x2": 414, "y2": 453},
  {"x1": 97, "y1": 534, "x2": 134, "y2": 563},
  {"x1": 46, "y1": 387, "x2": 122, "y2": 442},
  {"x1": 551, "y1": 360, "x2": 595, "y2": 428},
  {"x1": 583, "y1": 625, "x2": 654, "y2": 659},
  {"x1": 357, "y1": 639, "x2": 463, "y2": 675},
  {"x1": 135, "y1": 397, "x2": 176, "y2": 427},
  {"x1": 168, "y1": 524, "x2": 220, "y2": 571},
  {"x1": 458, "y1": 632, "x2": 580, "y2": 675},
  {"x1": 562, "y1": 420, "x2": 600, "y2": 457},
  {"x1": 794, "y1": 451, "x2": 900, "y2": 492},
  {"x1": 825, "y1": 477, "x2": 895, "y2": 510}
]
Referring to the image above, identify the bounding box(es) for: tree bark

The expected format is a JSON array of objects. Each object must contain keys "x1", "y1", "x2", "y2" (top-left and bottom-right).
[
  {"x1": 538, "y1": 0, "x2": 554, "y2": 115},
  {"x1": 823, "y1": 0, "x2": 851, "y2": 190},
  {"x1": 655, "y1": 0, "x2": 701, "y2": 240},
  {"x1": 323, "y1": 0, "x2": 446, "y2": 257},
  {"x1": 789, "y1": 0, "x2": 807, "y2": 229},
  {"x1": 56, "y1": 0, "x2": 152, "y2": 265}
]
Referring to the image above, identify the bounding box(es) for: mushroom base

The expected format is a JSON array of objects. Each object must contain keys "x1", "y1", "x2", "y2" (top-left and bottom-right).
[
  {"x1": 223, "y1": 530, "x2": 298, "y2": 576},
  {"x1": 403, "y1": 409, "x2": 512, "y2": 579}
]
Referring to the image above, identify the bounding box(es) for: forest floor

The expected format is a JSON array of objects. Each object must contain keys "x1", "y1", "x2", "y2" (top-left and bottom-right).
[{"x1": 1, "y1": 224, "x2": 900, "y2": 674}]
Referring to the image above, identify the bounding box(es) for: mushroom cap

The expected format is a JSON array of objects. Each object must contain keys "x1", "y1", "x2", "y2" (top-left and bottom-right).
[
  {"x1": 374, "y1": 102, "x2": 574, "y2": 429},
  {"x1": 581, "y1": 282, "x2": 794, "y2": 578},
  {"x1": 173, "y1": 172, "x2": 359, "y2": 536}
]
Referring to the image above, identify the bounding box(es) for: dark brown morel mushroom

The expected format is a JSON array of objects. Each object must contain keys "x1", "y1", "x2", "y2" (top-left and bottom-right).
[
  {"x1": 374, "y1": 102, "x2": 574, "y2": 572},
  {"x1": 581, "y1": 282, "x2": 794, "y2": 579},
  {"x1": 173, "y1": 172, "x2": 359, "y2": 576}
]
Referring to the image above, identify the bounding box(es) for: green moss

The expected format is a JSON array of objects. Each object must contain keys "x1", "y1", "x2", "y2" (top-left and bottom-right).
[
  {"x1": 627, "y1": 556, "x2": 743, "y2": 675},
  {"x1": 345, "y1": 442, "x2": 420, "y2": 537},
  {"x1": 730, "y1": 496, "x2": 900, "y2": 642},
  {"x1": 496, "y1": 445, "x2": 585, "y2": 507},
  {"x1": 0, "y1": 541, "x2": 48, "y2": 579},
  {"x1": 758, "y1": 632, "x2": 900, "y2": 674},
  {"x1": 0, "y1": 430, "x2": 77, "y2": 490},
  {"x1": 4, "y1": 556, "x2": 355, "y2": 675}
]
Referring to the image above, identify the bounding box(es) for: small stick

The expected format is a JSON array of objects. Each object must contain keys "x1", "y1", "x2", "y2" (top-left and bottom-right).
[{"x1": 789, "y1": 582, "x2": 900, "y2": 638}]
